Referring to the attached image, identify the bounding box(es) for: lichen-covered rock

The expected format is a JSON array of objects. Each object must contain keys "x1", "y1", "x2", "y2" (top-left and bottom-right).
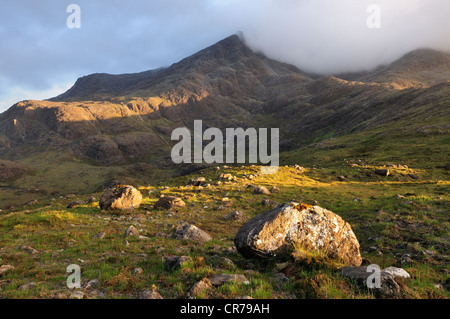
[
  {"x1": 154, "y1": 196, "x2": 186, "y2": 210},
  {"x1": 234, "y1": 202, "x2": 362, "y2": 266},
  {"x1": 99, "y1": 185, "x2": 142, "y2": 210}
]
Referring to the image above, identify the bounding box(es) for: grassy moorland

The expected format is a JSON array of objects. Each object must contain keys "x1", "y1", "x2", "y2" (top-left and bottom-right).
[{"x1": 0, "y1": 159, "x2": 448, "y2": 299}]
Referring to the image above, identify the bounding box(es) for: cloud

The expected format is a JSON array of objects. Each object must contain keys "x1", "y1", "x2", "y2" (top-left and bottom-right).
[{"x1": 1, "y1": 0, "x2": 449, "y2": 111}]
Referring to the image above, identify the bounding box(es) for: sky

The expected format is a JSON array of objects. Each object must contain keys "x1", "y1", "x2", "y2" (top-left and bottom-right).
[{"x1": 1, "y1": 0, "x2": 449, "y2": 112}]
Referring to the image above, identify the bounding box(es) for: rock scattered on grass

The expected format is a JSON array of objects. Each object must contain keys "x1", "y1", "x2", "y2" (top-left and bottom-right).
[
  {"x1": 171, "y1": 222, "x2": 212, "y2": 243},
  {"x1": 165, "y1": 256, "x2": 190, "y2": 271},
  {"x1": 154, "y1": 196, "x2": 186, "y2": 210},
  {"x1": 99, "y1": 185, "x2": 142, "y2": 211},
  {"x1": 0, "y1": 265, "x2": 15, "y2": 276},
  {"x1": 124, "y1": 226, "x2": 139, "y2": 237},
  {"x1": 383, "y1": 267, "x2": 411, "y2": 279},
  {"x1": 338, "y1": 266, "x2": 401, "y2": 298},
  {"x1": 375, "y1": 169, "x2": 390, "y2": 177},
  {"x1": 208, "y1": 274, "x2": 249, "y2": 286},
  {"x1": 189, "y1": 278, "x2": 212, "y2": 298},
  {"x1": 253, "y1": 186, "x2": 271, "y2": 195}
]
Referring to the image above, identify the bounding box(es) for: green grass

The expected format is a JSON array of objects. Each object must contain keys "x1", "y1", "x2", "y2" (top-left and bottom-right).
[{"x1": 0, "y1": 162, "x2": 448, "y2": 299}]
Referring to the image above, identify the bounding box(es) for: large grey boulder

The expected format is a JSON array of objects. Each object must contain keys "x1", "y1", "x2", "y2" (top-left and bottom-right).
[
  {"x1": 234, "y1": 202, "x2": 362, "y2": 266},
  {"x1": 99, "y1": 185, "x2": 142, "y2": 210}
]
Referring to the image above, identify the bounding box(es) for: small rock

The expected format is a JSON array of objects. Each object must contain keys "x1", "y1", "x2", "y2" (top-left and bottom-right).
[
  {"x1": 91, "y1": 232, "x2": 106, "y2": 240},
  {"x1": 86, "y1": 196, "x2": 97, "y2": 204},
  {"x1": 216, "y1": 257, "x2": 236, "y2": 270},
  {"x1": 368, "y1": 246, "x2": 378, "y2": 253},
  {"x1": 262, "y1": 199, "x2": 277, "y2": 206},
  {"x1": 99, "y1": 185, "x2": 142, "y2": 211},
  {"x1": 171, "y1": 222, "x2": 212, "y2": 243},
  {"x1": 165, "y1": 256, "x2": 190, "y2": 271},
  {"x1": 219, "y1": 174, "x2": 234, "y2": 181},
  {"x1": 383, "y1": 267, "x2": 410, "y2": 279},
  {"x1": 223, "y1": 211, "x2": 245, "y2": 221},
  {"x1": 225, "y1": 246, "x2": 237, "y2": 254},
  {"x1": 444, "y1": 278, "x2": 450, "y2": 291},
  {"x1": 84, "y1": 279, "x2": 100, "y2": 290},
  {"x1": 269, "y1": 187, "x2": 280, "y2": 193},
  {"x1": 20, "y1": 245, "x2": 39, "y2": 255},
  {"x1": 0, "y1": 265, "x2": 15, "y2": 276},
  {"x1": 208, "y1": 274, "x2": 249, "y2": 286},
  {"x1": 69, "y1": 291, "x2": 85, "y2": 299},
  {"x1": 338, "y1": 266, "x2": 400, "y2": 298},
  {"x1": 67, "y1": 201, "x2": 85, "y2": 209},
  {"x1": 253, "y1": 186, "x2": 271, "y2": 195},
  {"x1": 187, "y1": 177, "x2": 207, "y2": 187},
  {"x1": 189, "y1": 278, "x2": 212, "y2": 298},
  {"x1": 235, "y1": 202, "x2": 362, "y2": 266},
  {"x1": 18, "y1": 282, "x2": 36, "y2": 291},
  {"x1": 133, "y1": 268, "x2": 144, "y2": 275},
  {"x1": 375, "y1": 169, "x2": 390, "y2": 177},
  {"x1": 124, "y1": 226, "x2": 139, "y2": 237},
  {"x1": 140, "y1": 290, "x2": 163, "y2": 299},
  {"x1": 154, "y1": 196, "x2": 186, "y2": 210}
]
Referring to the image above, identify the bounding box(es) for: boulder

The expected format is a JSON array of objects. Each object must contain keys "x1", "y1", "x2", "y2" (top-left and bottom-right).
[
  {"x1": 99, "y1": 185, "x2": 142, "y2": 211},
  {"x1": 171, "y1": 222, "x2": 212, "y2": 243},
  {"x1": 338, "y1": 266, "x2": 401, "y2": 298},
  {"x1": 234, "y1": 202, "x2": 362, "y2": 266},
  {"x1": 154, "y1": 196, "x2": 186, "y2": 210}
]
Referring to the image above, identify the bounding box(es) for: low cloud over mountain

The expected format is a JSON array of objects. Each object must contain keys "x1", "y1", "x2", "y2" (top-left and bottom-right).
[{"x1": 1, "y1": 0, "x2": 449, "y2": 111}]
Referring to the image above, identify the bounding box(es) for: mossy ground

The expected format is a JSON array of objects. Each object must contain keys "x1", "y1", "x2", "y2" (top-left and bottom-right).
[{"x1": 0, "y1": 162, "x2": 448, "y2": 299}]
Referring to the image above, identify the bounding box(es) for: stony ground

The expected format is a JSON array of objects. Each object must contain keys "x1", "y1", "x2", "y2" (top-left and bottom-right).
[{"x1": 0, "y1": 164, "x2": 448, "y2": 299}]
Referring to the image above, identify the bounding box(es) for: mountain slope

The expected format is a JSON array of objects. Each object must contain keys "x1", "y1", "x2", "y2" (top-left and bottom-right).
[
  {"x1": 358, "y1": 49, "x2": 450, "y2": 89},
  {"x1": 0, "y1": 35, "x2": 449, "y2": 208}
]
